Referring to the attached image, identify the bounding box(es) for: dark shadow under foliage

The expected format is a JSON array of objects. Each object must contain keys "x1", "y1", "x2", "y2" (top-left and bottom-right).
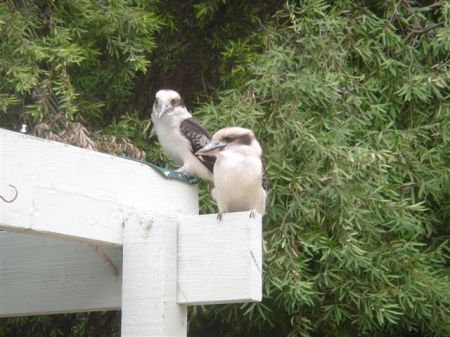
[{"x1": 0, "y1": 312, "x2": 120, "y2": 337}]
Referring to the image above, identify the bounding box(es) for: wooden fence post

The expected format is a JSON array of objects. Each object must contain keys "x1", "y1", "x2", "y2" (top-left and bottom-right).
[{"x1": 121, "y1": 214, "x2": 187, "y2": 337}]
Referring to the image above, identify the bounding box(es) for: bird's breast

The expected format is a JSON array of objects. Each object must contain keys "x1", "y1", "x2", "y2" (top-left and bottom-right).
[
  {"x1": 215, "y1": 152, "x2": 262, "y2": 181},
  {"x1": 213, "y1": 152, "x2": 264, "y2": 209},
  {"x1": 152, "y1": 115, "x2": 192, "y2": 165}
]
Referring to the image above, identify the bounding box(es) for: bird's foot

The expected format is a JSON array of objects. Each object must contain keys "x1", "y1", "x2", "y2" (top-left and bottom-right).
[
  {"x1": 249, "y1": 209, "x2": 256, "y2": 218},
  {"x1": 217, "y1": 212, "x2": 224, "y2": 221},
  {"x1": 175, "y1": 167, "x2": 190, "y2": 176},
  {"x1": 175, "y1": 168, "x2": 196, "y2": 180}
]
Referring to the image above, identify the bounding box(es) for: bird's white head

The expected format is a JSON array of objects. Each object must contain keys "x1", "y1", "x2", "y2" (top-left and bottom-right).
[
  {"x1": 196, "y1": 127, "x2": 262, "y2": 157},
  {"x1": 152, "y1": 89, "x2": 190, "y2": 119}
]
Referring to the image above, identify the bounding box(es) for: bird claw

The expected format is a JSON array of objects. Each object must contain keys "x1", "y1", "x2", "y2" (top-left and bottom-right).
[
  {"x1": 249, "y1": 210, "x2": 256, "y2": 218},
  {"x1": 175, "y1": 169, "x2": 194, "y2": 180},
  {"x1": 175, "y1": 168, "x2": 189, "y2": 176},
  {"x1": 217, "y1": 213, "x2": 224, "y2": 221}
]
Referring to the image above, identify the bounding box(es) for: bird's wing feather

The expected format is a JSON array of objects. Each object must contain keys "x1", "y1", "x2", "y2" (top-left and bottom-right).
[
  {"x1": 180, "y1": 118, "x2": 215, "y2": 173},
  {"x1": 262, "y1": 160, "x2": 269, "y2": 190},
  {"x1": 180, "y1": 118, "x2": 210, "y2": 151}
]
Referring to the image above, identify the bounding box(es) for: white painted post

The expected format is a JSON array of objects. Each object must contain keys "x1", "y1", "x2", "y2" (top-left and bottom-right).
[{"x1": 121, "y1": 214, "x2": 187, "y2": 337}]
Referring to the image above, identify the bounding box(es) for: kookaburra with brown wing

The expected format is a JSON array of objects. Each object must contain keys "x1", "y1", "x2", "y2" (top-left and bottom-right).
[
  {"x1": 196, "y1": 127, "x2": 267, "y2": 219},
  {"x1": 151, "y1": 89, "x2": 214, "y2": 182}
]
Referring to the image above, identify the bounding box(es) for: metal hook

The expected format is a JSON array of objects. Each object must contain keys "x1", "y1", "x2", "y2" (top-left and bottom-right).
[{"x1": 0, "y1": 185, "x2": 18, "y2": 203}]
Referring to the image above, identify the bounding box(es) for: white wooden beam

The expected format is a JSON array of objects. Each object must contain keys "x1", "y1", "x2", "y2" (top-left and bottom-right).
[
  {"x1": 0, "y1": 128, "x2": 198, "y2": 245},
  {"x1": 0, "y1": 212, "x2": 262, "y2": 317},
  {"x1": 177, "y1": 212, "x2": 262, "y2": 305},
  {"x1": 0, "y1": 128, "x2": 263, "y2": 325},
  {"x1": 121, "y1": 214, "x2": 187, "y2": 337},
  {"x1": 0, "y1": 231, "x2": 122, "y2": 317}
]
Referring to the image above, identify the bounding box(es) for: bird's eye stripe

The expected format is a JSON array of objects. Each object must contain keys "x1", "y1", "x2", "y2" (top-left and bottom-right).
[{"x1": 237, "y1": 134, "x2": 252, "y2": 145}]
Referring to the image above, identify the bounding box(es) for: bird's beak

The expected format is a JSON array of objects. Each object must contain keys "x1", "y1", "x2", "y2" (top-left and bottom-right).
[
  {"x1": 153, "y1": 103, "x2": 173, "y2": 118},
  {"x1": 196, "y1": 142, "x2": 226, "y2": 156}
]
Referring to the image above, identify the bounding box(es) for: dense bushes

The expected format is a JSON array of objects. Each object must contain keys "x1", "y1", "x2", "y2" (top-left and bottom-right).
[
  {"x1": 193, "y1": 2, "x2": 450, "y2": 336},
  {"x1": 0, "y1": 0, "x2": 160, "y2": 127}
]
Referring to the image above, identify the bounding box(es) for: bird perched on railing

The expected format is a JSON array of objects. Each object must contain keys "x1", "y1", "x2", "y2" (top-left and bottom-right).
[
  {"x1": 151, "y1": 89, "x2": 215, "y2": 182},
  {"x1": 196, "y1": 127, "x2": 267, "y2": 219}
]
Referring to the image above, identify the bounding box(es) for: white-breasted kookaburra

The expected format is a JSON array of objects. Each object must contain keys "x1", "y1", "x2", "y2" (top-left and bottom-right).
[
  {"x1": 151, "y1": 89, "x2": 214, "y2": 182},
  {"x1": 196, "y1": 127, "x2": 267, "y2": 219}
]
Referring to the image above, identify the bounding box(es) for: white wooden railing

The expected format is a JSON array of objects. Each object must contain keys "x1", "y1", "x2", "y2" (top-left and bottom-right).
[{"x1": 0, "y1": 128, "x2": 262, "y2": 337}]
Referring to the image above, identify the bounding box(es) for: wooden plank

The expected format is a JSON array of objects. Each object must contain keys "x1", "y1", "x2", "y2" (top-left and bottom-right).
[
  {"x1": 121, "y1": 214, "x2": 187, "y2": 337},
  {"x1": 177, "y1": 212, "x2": 262, "y2": 305},
  {"x1": 0, "y1": 128, "x2": 198, "y2": 245},
  {"x1": 0, "y1": 212, "x2": 263, "y2": 317},
  {"x1": 0, "y1": 231, "x2": 122, "y2": 317}
]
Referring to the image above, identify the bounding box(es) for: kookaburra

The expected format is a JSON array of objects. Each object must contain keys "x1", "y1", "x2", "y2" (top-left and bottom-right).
[
  {"x1": 151, "y1": 89, "x2": 214, "y2": 182},
  {"x1": 196, "y1": 127, "x2": 267, "y2": 219}
]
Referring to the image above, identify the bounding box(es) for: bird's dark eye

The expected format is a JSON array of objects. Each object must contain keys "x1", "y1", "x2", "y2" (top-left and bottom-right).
[
  {"x1": 223, "y1": 136, "x2": 234, "y2": 143},
  {"x1": 171, "y1": 99, "x2": 176, "y2": 105}
]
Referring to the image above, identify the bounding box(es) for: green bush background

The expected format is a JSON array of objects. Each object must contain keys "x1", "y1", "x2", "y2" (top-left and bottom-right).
[{"x1": 0, "y1": 1, "x2": 449, "y2": 336}]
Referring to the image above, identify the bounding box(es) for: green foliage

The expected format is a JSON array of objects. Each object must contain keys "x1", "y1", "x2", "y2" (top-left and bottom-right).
[
  {"x1": 1, "y1": 1, "x2": 449, "y2": 337},
  {"x1": 145, "y1": 0, "x2": 281, "y2": 103},
  {"x1": 191, "y1": 1, "x2": 450, "y2": 336},
  {"x1": 0, "y1": 0, "x2": 161, "y2": 127}
]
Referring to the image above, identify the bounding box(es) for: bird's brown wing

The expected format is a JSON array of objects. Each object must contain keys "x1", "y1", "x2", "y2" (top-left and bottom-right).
[
  {"x1": 262, "y1": 160, "x2": 269, "y2": 190},
  {"x1": 180, "y1": 118, "x2": 216, "y2": 173}
]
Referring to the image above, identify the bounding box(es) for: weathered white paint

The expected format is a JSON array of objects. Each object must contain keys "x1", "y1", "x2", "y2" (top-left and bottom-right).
[
  {"x1": 0, "y1": 128, "x2": 198, "y2": 245},
  {"x1": 177, "y1": 212, "x2": 262, "y2": 305},
  {"x1": 0, "y1": 213, "x2": 262, "y2": 317},
  {"x1": 0, "y1": 231, "x2": 122, "y2": 317},
  {"x1": 0, "y1": 128, "x2": 263, "y2": 334},
  {"x1": 121, "y1": 214, "x2": 187, "y2": 337}
]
